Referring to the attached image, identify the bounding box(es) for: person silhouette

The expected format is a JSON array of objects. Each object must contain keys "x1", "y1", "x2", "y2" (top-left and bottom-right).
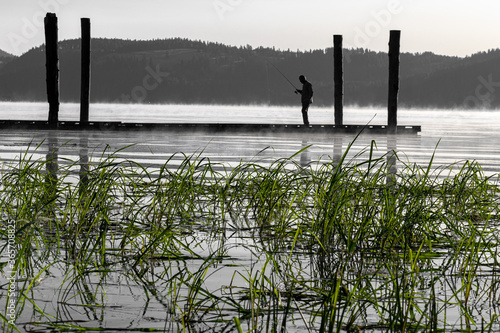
[{"x1": 295, "y1": 75, "x2": 313, "y2": 125}]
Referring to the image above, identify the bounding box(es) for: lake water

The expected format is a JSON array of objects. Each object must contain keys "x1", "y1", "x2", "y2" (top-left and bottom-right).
[
  {"x1": 0, "y1": 102, "x2": 500, "y2": 175},
  {"x1": 1, "y1": 102, "x2": 500, "y2": 332}
]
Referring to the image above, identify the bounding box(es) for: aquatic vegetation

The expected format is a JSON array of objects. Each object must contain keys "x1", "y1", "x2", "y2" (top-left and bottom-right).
[{"x1": 1, "y1": 141, "x2": 500, "y2": 332}]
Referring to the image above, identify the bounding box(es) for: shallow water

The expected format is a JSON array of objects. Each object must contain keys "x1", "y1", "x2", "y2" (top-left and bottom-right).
[{"x1": 1, "y1": 102, "x2": 500, "y2": 332}]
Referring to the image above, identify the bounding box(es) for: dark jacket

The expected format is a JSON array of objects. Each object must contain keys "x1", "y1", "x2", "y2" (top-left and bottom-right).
[{"x1": 298, "y1": 80, "x2": 313, "y2": 104}]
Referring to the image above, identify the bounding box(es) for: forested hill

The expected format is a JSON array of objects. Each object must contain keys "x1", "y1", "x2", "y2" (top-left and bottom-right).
[
  {"x1": 1, "y1": 38, "x2": 499, "y2": 109},
  {"x1": 0, "y1": 49, "x2": 15, "y2": 70}
]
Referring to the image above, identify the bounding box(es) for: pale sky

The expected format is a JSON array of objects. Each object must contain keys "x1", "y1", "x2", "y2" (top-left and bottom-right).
[{"x1": 1, "y1": 0, "x2": 499, "y2": 57}]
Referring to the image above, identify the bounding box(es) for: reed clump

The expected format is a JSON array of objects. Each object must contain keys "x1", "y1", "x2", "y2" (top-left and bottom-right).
[{"x1": 1, "y1": 142, "x2": 500, "y2": 332}]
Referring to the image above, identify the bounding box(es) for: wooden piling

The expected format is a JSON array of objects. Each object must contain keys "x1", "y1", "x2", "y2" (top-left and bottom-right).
[
  {"x1": 387, "y1": 30, "x2": 400, "y2": 134},
  {"x1": 80, "y1": 18, "x2": 91, "y2": 124},
  {"x1": 44, "y1": 13, "x2": 59, "y2": 127},
  {"x1": 333, "y1": 35, "x2": 343, "y2": 126}
]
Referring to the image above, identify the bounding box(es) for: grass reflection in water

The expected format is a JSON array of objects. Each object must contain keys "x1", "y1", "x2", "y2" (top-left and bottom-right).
[{"x1": 1, "y1": 141, "x2": 500, "y2": 332}]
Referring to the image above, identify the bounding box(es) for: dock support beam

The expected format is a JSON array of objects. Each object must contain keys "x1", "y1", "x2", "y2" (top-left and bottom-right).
[
  {"x1": 333, "y1": 35, "x2": 343, "y2": 127},
  {"x1": 44, "y1": 13, "x2": 59, "y2": 127},
  {"x1": 388, "y1": 30, "x2": 400, "y2": 134},
  {"x1": 80, "y1": 18, "x2": 91, "y2": 124}
]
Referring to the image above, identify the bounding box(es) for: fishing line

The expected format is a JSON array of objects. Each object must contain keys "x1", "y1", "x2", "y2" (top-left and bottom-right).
[{"x1": 268, "y1": 61, "x2": 299, "y2": 91}]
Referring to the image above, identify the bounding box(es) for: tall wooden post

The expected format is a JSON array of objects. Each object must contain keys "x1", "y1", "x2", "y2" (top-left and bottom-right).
[
  {"x1": 333, "y1": 35, "x2": 343, "y2": 127},
  {"x1": 388, "y1": 30, "x2": 400, "y2": 134},
  {"x1": 80, "y1": 18, "x2": 91, "y2": 124},
  {"x1": 44, "y1": 13, "x2": 59, "y2": 127}
]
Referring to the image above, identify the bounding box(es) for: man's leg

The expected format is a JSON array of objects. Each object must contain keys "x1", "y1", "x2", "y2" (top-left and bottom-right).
[{"x1": 301, "y1": 103, "x2": 310, "y2": 125}]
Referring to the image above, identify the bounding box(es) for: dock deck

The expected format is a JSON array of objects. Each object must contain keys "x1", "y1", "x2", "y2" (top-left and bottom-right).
[{"x1": 0, "y1": 120, "x2": 421, "y2": 134}]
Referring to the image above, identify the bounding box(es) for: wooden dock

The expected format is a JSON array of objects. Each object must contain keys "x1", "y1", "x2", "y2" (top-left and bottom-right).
[
  {"x1": 24, "y1": 18, "x2": 420, "y2": 136},
  {"x1": 0, "y1": 120, "x2": 421, "y2": 134},
  {"x1": 30, "y1": 19, "x2": 419, "y2": 136}
]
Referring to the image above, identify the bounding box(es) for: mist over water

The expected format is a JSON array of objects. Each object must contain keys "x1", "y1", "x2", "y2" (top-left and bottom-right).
[{"x1": 1, "y1": 102, "x2": 500, "y2": 176}]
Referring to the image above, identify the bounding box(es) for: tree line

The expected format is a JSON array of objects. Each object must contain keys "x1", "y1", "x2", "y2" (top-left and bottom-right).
[{"x1": 0, "y1": 38, "x2": 499, "y2": 109}]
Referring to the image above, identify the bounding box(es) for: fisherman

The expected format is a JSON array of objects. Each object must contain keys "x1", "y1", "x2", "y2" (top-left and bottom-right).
[{"x1": 295, "y1": 75, "x2": 313, "y2": 125}]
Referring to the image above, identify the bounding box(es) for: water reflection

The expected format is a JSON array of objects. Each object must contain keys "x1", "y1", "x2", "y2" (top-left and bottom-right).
[
  {"x1": 79, "y1": 136, "x2": 89, "y2": 194},
  {"x1": 386, "y1": 135, "x2": 397, "y2": 186},
  {"x1": 3, "y1": 127, "x2": 500, "y2": 332},
  {"x1": 44, "y1": 132, "x2": 58, "y2": 216},
  {"x1": 300, "y1": 139, "x2": 310, "y2": 168},
  {"x1": 45, "y1": 133, "x2": 58, "y2": 182},
  {"x1": 333, "y1": 136, "x2": 343, "y2": 163}
]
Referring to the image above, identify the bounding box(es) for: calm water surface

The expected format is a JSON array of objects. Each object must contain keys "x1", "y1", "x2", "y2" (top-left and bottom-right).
[
  {"x1": 1, "y1": 102, "x2": 500, "y2": 332},
  {"x1": 0, "y1": 102, "x2": 499, "y2": 174}
]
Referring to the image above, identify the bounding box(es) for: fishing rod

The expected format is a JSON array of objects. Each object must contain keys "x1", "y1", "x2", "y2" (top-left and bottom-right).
[{"x1": 268, "y1": 61, "x2": 299, "y2": 91}]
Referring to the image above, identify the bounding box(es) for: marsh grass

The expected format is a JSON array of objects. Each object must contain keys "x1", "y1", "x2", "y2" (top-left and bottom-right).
[{"x1": 1, "y1": 140, "x2": 500, "y2": 332}]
